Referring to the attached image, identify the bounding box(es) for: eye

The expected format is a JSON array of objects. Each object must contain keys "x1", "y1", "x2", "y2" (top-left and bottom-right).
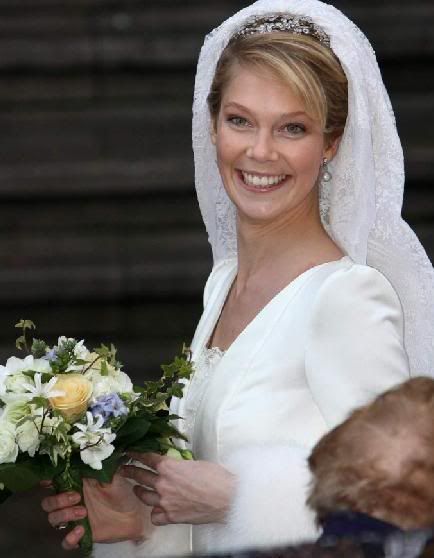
[
  {"x1": 282, "y1": 123, "x2": 306, "y2": 136},
  {"x1": 227, "y1": 115, "x2": 250, "y2": 127}
]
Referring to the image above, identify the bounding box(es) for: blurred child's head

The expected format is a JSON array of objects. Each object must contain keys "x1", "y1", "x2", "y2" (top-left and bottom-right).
[{"x1": 308, "y1": 377, "x2": 434, "y2": 530}]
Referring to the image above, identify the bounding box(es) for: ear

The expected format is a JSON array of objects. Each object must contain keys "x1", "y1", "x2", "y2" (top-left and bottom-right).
[
  {"x1": 324, "y1": 135, "x2": 342, "y2": 162},
  {"x1": 210, "y1": 117, "x2": 218, "y2": 145}
]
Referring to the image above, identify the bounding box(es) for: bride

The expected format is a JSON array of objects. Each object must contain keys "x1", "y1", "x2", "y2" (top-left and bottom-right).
[{"x1": 41, "y1": 0, "x2": 434, "y2": 555}]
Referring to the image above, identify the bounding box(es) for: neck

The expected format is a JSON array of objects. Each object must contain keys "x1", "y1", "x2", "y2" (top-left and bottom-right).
[{"x1": 234, "y1": 200, "x2": 341, "y2": 292}]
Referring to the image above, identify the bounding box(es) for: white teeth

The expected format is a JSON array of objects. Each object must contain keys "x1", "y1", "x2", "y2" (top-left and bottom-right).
[{"x1": 241, "y1": 172, "x2": 287, "y2": 188}]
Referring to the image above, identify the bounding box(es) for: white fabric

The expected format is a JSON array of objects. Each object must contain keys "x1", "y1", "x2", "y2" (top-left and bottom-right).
[
  {"x1": 95, "y1": 3, "x2": 433, "y2": 555},
  {"x1": 93, "y1": 524, "x2": 191, "y2": 558},
  {"x1": 192, "y1": 0, "x2": 434, "y2": 377},
  {"x1": 126, "y1": 256, "x2": 410, "y2": 556}
]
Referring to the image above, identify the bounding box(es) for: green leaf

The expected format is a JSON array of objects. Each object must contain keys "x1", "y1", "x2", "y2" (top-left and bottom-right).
[
  {"x1": 0, "y1": 463, "x2": 41, "y2": 492},
  {"x1": 31, "y1": 338, "x2": 47, "y2": 359},
  {"x1": 160, "y1": 363, "x2": 176, "y2": 379},
  {"x1": 29, "y1": 396, "x2": 49, "y2": 409},
  {"x1": 128, "y1": 439, "x2": 162, "y2": 453},
  {"x1": 15, "y1": 320, "x2": 35, "y2": 331},
  {"x1": 15, "y1": 335, "x2": 26, "y2": 351},
  {"x1": 72, "y1": 452, "x2": 123, "y2": 484},
  {"x1": 115, "y1": 417, "x2": 151, "y2": 447},
  {"x1": 180, "y1": 449, "x2": 194, "y2": 460},
  {"x1": 100, "y1": 360, "x2": 109, "y2": 376}
]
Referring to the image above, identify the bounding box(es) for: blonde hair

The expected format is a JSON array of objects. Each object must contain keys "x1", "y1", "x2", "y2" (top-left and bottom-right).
[{"x1": 207, "y1": 32, "x2": 348, "y2": 144}]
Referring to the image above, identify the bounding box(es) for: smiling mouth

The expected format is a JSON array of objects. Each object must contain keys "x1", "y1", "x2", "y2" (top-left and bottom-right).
[{"x1": 240, "y1": 171, "x2": 288, "y2": 189}]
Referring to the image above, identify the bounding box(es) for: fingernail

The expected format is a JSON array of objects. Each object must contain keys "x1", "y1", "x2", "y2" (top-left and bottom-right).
[
  {"x1": 74, "y1": 508, "x2": 86, "y2": 519},
  {"x1": 68, "y1": 493, "x2": 80, "y2": 504}
]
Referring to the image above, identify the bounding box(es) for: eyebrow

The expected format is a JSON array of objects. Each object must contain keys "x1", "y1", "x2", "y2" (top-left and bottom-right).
[{"x1": 222, "y1": 102, "x2": 309, "y2": 119}]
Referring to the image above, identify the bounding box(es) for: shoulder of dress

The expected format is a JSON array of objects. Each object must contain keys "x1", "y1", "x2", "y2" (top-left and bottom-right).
[
  {"x1": 203, "y1": 257, "x2": 237, "y2": 307},
  {"x1": 319, "y1": 260, "x2": 399, "y2": 298},
  {"x1": 310, "y1": 260, "x2": 403, "y2": 321}
]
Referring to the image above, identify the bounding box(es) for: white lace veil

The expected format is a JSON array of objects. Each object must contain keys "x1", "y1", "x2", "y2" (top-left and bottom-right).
[{"x1": 192, "y1": 0, "x2": 434, "y2": 376}]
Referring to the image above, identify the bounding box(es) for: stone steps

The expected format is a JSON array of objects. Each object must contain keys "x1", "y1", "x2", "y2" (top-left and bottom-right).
[{"x1": 0, "y1": 0, "x2": 433, "y2": 71}]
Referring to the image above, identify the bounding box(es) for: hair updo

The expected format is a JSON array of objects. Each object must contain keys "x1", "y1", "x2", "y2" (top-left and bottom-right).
[{"x1": 207, "y1": 30, "x2": 348, "y2": 145}]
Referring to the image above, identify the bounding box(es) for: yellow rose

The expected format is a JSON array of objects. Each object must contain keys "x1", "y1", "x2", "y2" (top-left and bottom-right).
[{"x1": 49, "y1": 374, "x2": 93, "y2": 423}]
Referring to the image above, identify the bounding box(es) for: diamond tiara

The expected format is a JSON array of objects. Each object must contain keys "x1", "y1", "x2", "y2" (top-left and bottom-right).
[{"x1": 233, "y1": 14, "x2": 331, "y2": 48}]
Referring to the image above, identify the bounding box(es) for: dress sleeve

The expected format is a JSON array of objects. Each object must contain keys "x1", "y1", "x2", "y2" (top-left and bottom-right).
[
  {"x1": 212, "y1": 264, "x2": 410, "y2": 552},
  {"x1": 305, "y1": 264, "x2": 410, "y2": 427},
  {"x1": 92, "y1": 523, "x2": 191, "y2": 558}
]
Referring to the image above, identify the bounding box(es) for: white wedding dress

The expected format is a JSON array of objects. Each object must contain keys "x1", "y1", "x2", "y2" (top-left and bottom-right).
[{"x1": 94, "y1": 256, "x2": 410, "y2": 558}]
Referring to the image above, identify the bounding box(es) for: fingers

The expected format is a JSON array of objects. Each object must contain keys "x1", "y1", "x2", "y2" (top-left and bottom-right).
[
  {"x1": 61, "y1": 526, "x2": 85, "y2": 551},
  {"x1": 47, "y1": 506, "x2": 87, "y2": 529},
  {"x1": 121, "y1": 465, "x2": 158, "y2": 489},
  {"x1": 133, "y1": 485, "x2": 160, "y2": 507},
  {"x1": 127, "y1": 452, "x2": 164, "y2": 470},
  {"x1": 151, "y1": 508, "x2": 169, "y2": 526},
  {"x1": 40, "y1": 479, "x2": 53, "y2": 489},
  {"x1": 40, "y1": 490, "x2": 87, "y2": 550},
  {"x1": 41, "y1": 491, "x2": 81, "y2": 513}
]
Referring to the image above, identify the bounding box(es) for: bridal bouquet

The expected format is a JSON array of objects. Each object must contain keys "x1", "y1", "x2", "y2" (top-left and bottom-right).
[{"x1": 0, "y1": 320, "x2": 193, "y2": 555}]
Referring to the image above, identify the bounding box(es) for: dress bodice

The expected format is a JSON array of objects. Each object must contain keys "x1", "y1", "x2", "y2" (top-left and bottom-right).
[
  {"x1": 182, "y1": 347, "x2": 225, "y2": 450},
  {"x1": 171, "y1": 255, "x2": 410, "y2": 553}
]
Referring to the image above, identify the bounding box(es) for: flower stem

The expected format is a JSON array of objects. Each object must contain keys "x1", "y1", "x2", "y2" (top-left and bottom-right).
[{"x1": 53, "y1": 456, "x2": 93, "y2": 557}]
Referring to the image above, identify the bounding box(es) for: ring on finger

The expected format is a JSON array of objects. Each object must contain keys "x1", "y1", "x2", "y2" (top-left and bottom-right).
[{"x1": 55, "y1": 523, "x2": 68, "y2": 530}]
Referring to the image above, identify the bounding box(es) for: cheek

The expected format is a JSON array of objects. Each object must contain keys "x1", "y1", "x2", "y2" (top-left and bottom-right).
[
  {"x1": 290, "y1": 141, "x2": 323, "y2": 176},
  {"x1": 216, "y1": 132, "x2": 241, "y2": 167}
]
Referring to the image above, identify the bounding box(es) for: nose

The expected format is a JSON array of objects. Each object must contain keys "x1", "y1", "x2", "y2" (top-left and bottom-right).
[{"x1": 246, "y1": 130, "x2": 278, "y2": 162}]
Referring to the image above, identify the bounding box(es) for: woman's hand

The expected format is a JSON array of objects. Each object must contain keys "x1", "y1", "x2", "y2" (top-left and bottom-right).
[
  {"x1": 121, "y1": 452, "x2": 236, "y2": 526},
  {"x1": 41, "y1": 473, "x2": 154, "y2": 550}
]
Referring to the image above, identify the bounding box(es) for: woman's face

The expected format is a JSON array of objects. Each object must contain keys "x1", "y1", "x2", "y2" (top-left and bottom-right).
[{"x1": 213, "y1": 64, "x2": 338, "y2": 227}]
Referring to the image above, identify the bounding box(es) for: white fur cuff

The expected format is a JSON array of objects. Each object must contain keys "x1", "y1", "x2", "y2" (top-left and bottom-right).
[{"x1": 212, "y1": 444, "x2": 320, "y2": 552}]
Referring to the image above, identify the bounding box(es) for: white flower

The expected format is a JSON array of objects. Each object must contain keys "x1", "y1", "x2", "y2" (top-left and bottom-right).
[
  {"x1": 0, "y1": 422, "x2": 18, "y2": 464},
  {"x1": 89, "y1": 371, "x2": 134, "y2": 399},
  {"x1": 16, "y1": 418, "x2": 40, "y2": 457},
  {"x1": 16, "y1": 407, "x2": 66, "y2": 458},
  {"x1": 72, "y1": 412, "x2": 115, "y2": 470},
  {"x1": 60, "y1": 339, "x2": 91, "y2": 372},
  {"x1": 82, "y1": 352, "x2": 116, "y2": 376},
  {"x1": 5, "y1": 373, "x2": 30, "y2": 394},
  {"x1": 0, "y1": 355, "x2": 51, "y2": 376},
  {"x1": 0, "y1": 373, "x2": 7, "y2": 399},
  {"x1": 22, "y1": 373, "x2": 65, "y2": 400},
  {"x1": 2, "y1": 401, "x2": 30, "y2": 424},
  {"x1": 1, "y1": 357, "x2": 52, "y2": 402},
  {"x1": 34, "y1": 408, "x2": 65, "y2": 437},
  {"x1": 73, "y1": 340, "x2": 90, "y2": 361}
]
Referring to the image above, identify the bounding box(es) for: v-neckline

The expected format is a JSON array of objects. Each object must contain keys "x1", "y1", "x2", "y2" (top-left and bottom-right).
[{"x1": 207, "y1": 256, "x2": 350, "y2": 357}]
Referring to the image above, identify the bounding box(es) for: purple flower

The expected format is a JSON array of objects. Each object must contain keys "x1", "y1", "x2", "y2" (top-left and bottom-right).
[
  {"x1": 44, "y1": 348, "x2": 58, "y2": 362},
  {"x1": 90, "y1": 393, "x2": 128, "y2": 423}
]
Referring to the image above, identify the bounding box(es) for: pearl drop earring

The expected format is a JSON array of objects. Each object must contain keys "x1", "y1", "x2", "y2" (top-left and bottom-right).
[{"x1": 322, "y1": 157, "x2": 332, "y2": 182}]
